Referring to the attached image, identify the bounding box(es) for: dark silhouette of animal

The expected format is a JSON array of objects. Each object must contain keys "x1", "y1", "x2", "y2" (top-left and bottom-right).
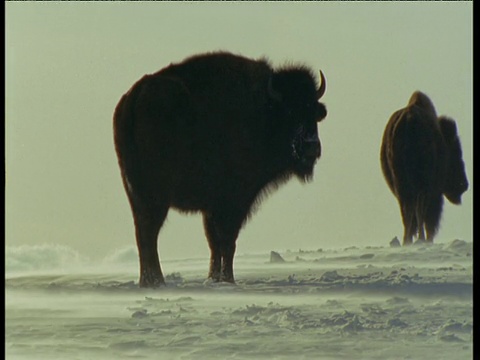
[
  {"x1": 380, "y1": 91, "x2": 468, "y2": 245},
  {"x1": 113, "y1": 52, "x2": 328, "y2": 287}
]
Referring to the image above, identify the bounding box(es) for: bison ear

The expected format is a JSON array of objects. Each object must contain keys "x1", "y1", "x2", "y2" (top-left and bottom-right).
[
  {"x1": 267, "y1": 75, "x2": 282, "y2": 102},
  {"x1": 439, "y1": 116, "x2": 458, "y2": 141}
]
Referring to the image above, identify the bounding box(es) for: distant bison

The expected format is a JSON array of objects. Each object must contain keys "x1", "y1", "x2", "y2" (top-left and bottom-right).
[
  {"x1": 113, "y1": 52, "x2": 328, "y2": 287},
  {"x1": 380, "y1": 91, "x2": 468, "y2": 245}
]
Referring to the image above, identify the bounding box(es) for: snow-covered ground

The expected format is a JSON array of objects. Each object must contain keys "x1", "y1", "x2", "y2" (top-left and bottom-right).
[{"x1": 5, "y1": 239, "x2": 472, "y2": 360}]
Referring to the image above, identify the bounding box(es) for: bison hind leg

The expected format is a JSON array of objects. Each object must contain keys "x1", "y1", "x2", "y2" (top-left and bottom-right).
[
  {"x1": 399, "y1": 200, "x2": 416, "y2": 246},
  {"x1": 414, "y1": 195, "x2": 427, "y2": 244},
  {"x1": 131, "y1": 202, "x2": 170, "y2": 288}
]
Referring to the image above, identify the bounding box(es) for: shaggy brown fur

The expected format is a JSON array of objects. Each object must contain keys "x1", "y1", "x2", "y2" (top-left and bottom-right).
[
  {"x1": 113, "y1": 52, "x2": 328, "y2": 287},
  {"x1": 380, "y1": 91, "x2": 468, "y2": 245}
]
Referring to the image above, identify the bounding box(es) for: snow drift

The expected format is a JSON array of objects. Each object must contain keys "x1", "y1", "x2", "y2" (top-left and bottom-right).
[{"x1": 5, "y1": 239, "x2": 472, "y2": 359}]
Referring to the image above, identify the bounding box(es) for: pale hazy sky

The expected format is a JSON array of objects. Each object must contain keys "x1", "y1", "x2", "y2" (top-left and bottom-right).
[{"x1": 5, "y1": 2, "x2": 473, "y2": 261}]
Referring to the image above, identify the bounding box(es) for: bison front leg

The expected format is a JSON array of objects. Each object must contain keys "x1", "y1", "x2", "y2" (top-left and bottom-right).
[
  {"x1": 203, "y1": 211, "x2": 243, "y2": 283},
  {"x1": 132, "y1": 206, "x2": 169, "y2": 288},
  {"x1": 220, "y1": 241, "x2": 237, "y2": 283},
  {"x1": 202, "y1": 213, "x2": 222, "y2": 282},
  {"x1": 207, "y1": 240, "x2": 222, "y2": 282}
]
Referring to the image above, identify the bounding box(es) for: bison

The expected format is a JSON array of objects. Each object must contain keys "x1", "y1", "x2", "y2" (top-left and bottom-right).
[
  {"x1": 380, "y1": 91, "x2": 468, "y2": 245},
  {"x1": 113, "y1": 52, "x2": 328, "y2": 287}
]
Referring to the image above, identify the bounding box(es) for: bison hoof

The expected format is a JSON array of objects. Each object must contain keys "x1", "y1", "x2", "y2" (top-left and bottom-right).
[
  {"x1": 221, "y1": 276, "x2": 235, "y2": 284},
  {"x1": 139, "y1": 272, "x2": 166, "y2": 288},
  {"x1": 206, "y1": 274, "x2": 235, "y2": 284},
  {"x1": 413, "y1": 239, "x2": 432, "y2": 246},
  {"x1": 139, "y1": 279, "x2": 166, "y2": 288},
  {"x1": 208, "y1": 271, "x2": 222, "y2": 283}
]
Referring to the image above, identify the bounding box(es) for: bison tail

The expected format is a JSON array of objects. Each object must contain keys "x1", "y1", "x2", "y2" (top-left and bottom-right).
[
  {"x1": 113, "y1": 77, "x2": 149, "y2": 197},
  {"x1": 424, "y1": 194, "x2": 444, "y2": 240}
]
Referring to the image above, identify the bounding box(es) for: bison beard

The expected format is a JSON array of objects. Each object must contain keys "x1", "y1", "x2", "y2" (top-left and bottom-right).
[
  {"x1": 380, "y1": 91, "x2": 468, "y2": 246},
  {"x1": 113, "y1": 52, "x2": 328, "y2": 287}
]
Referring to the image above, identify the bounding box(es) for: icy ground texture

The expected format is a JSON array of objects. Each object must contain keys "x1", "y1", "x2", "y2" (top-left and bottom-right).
[{"x1": 5, "y1": 240, "x2": 472, "y2": 359}]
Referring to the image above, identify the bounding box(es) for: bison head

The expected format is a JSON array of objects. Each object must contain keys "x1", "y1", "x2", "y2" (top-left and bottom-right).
[
  {"x1": 268, "y1": 69, "x2": 327, "y2": 181},
  {"x1": 439, "y1": 116, "x2": 469, "y2": 204}
]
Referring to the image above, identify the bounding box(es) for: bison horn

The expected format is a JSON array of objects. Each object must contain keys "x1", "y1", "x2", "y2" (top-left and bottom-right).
[
  {"x1": 316, "y1": 70, "x2": 326, "y2": 99},
  {"x1": 267, "y1": 76, "x2": 282, "y2": 102}
]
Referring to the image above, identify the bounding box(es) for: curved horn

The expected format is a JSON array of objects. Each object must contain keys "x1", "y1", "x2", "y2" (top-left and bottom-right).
[
  {"x1": 316, "y1": 70, "x2": 326, "y2": 99},
  {"x1": 267, "y1": 75, "x2": 282, "y2": 102}
]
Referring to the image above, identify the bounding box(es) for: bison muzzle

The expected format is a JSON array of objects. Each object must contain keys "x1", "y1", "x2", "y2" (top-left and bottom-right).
[{"x1": 113, "y1": 52, "x2": 328, "y2": 287}]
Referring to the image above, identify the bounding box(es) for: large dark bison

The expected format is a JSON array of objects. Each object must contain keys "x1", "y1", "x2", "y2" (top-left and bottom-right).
[
  {"x1": 380, "y1": 91, "x2": 468, "y2": 245},
  {"x1": 113, "y1": 52, "x2": 328, "y2": 287}
]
